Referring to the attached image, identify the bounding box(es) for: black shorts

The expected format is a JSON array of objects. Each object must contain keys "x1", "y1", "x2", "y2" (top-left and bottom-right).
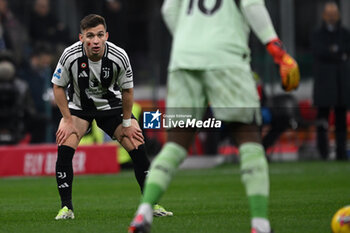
[{"x1": 70, "y1": 108, "x2": 136, "y2": 138}]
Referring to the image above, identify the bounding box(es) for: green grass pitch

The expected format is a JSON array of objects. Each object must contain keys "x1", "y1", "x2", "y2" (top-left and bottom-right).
[{"x1": 0, "y1": 161, "x2": 349, "y2": 233}]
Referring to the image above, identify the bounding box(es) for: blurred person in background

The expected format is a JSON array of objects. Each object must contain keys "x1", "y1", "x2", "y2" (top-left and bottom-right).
[
  {"x1": 75, "y1": 0, "x2": 103, "y2": 16},
  {"x1": 262, "y1": 94, "x2": 299, "y2": 152},
  {"x1": 18, "y1": 44, "x2": 57, "y2": 143},
  {"x1": 311, "y1": 1, "x2": 350, "y2": 161},
  {"x1": 28, "y1": 0, "x2": 70, "y2": 50},
  {"x1": 76, "y1": 0, "x2": 128, "y2": 50},
  {"x1": 0, "y1": 0, "x2": 28, "y2": 64},
  {"x1": 103, "y1": 0, "x2": 128, "y2": 49},
  {"x1": 0, "y1": 51, "x2": 35, "y2": 144}
]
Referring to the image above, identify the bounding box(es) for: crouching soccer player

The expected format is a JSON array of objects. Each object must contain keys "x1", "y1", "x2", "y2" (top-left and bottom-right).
[
  {"x1": 52, "y1": 14, "x2": 172, "y2": 220},
  {"x1": 129, "y1": 0, "x2": 299, "y2": 232}
]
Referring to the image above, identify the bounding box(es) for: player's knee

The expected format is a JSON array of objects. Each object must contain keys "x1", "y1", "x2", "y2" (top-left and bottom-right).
[
  {"x1": 120, "y1": 137, "x2": 144, "y2": 152},
  {"x1": 61, "y1": 133, "x2": 80, "y2": 150}
]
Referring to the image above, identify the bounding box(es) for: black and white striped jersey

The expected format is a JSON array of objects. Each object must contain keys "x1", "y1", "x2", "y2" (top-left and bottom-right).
[{"x1": 51, "y1": 41, "x2": 133, "y2": 111}]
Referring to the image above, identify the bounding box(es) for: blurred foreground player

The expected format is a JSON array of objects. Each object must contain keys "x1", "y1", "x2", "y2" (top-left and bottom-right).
[
  {"x1": 52, "y1": 14, "x2": 171, "y2": 220},
  {"x1": 129, "y1": 0, "x2": 299, "y2": 232}
]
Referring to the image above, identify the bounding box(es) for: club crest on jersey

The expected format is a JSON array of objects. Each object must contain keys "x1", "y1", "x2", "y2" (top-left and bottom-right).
[
  {"x1": 81, "y1": 62, "x2": 87, "y2": 69},
  {"x1": 102, "y1": 67, "x2": 110, "y2": 79}
]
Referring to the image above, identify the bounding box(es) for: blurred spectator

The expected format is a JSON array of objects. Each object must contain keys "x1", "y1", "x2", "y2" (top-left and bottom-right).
[
  {"x1": 76, "y1": 0, "x2": 103, "y2": 16},
  {"x1": 75, "y1": 0, "x2": 127, "y2": 47},
  {"x1": 103, "y1": 0, "x2": 128, "y2": 48},
  {"x1": 251, "y1": 72, "x2": 298, "y2": 152},
  {"x1": 19, "y1": 44, "x2": 53, "y2": 113},
  {"x1": 18, "y1": 44, "x2": 57, "y2": 143},
  {"x1": 0, "y1": 51, "x2": 35, "y2": 144},
  {"x1": 0, "y1": 0, "x2": 28, "y2": 63},
  {"x1": 28, "y1": 0, "x2": 69, "y2": 49},
  {"x1": 262, "y1": 94, "x2": 299, "y2": 151},
  {"x1": 311, "y1": 2, "x2": 350, "y2": 160}
]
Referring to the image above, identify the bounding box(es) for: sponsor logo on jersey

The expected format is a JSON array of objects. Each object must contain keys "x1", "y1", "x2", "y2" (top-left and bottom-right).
[
  {"x1": 78, "y1": 70, "x2": 88, "y2": 78},
  {"x1": 53, "y1": 68, "x2": 62, "y2": 79}
]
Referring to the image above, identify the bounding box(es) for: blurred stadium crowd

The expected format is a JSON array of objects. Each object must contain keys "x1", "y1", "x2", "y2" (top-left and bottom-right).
[
  {"x1": 0, "y1": 0, "x2": 156, "y2": 144},
  {"x1": 0, "y1": 0, "x2": 349, "y2": 160}
]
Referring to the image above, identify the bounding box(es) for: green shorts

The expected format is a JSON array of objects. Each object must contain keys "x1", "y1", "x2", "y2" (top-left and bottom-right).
[{"x1": 166, "y1": 66, "x2": 261, "y2": 125}]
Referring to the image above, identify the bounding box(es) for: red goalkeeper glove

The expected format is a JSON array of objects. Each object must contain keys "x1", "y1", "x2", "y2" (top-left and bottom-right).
[{"x1": 266, "y1": 39, "x2": 300, "y2": 92}]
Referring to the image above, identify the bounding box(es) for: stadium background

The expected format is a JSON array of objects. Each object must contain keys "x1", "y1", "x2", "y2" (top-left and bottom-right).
[
  {"x1": 0, "y1": 0, "x2": 349, "y2": 171},
  {"x1": 6, "y1": 0, "x2": 350, "y2": 85},
  {"x1": 0, "y1": 0, "x2": 348, "y2": 168},
  {"x1": 0, "y1": 1, "x2": 349, "y2": 233}
]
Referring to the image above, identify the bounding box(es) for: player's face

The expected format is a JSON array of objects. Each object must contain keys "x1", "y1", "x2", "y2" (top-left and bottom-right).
[{"x1": 79, "y1": 24, "x2": 109, "y2": 61}]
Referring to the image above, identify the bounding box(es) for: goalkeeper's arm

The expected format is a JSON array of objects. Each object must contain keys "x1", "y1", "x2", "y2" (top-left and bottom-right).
[{"x1": 241, "y1": 0, "x2": 300, "y2": 91}]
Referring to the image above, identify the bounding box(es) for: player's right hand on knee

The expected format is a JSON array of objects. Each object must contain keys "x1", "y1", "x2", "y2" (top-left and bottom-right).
[
  {"x1": 266, "y1": 38, "x2": 300, "y2": 92},
  {"x1": 56, "y1": 118, "x2": 79, "y2": 145}
]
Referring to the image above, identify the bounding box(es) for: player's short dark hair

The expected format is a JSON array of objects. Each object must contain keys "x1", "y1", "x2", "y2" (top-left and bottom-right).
[{"x1": 80, "y1": 14, "x2": 107, "y2": 32}]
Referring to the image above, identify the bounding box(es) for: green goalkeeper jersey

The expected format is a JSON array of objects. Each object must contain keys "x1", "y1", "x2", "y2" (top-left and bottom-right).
[{"x1": 164, "y1": 0, "x2": 262, "y2": 71}]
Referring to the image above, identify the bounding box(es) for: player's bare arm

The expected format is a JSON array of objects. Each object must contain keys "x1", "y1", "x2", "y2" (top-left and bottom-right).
[
  {"x1": 118, "y1": 88, "x2": 144, "y2": 149},
  {"x1": 53, "y1": 84, "x2": 79, "y2": 145}
]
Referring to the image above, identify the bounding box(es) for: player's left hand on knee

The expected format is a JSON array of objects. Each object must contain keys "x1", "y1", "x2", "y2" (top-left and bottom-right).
[
  {"x1": 56, "y1": 119, "x2": 79, "y2": 145},
  {"x1": 266, "y1": 38, "x2": 300, "y2": 92}
]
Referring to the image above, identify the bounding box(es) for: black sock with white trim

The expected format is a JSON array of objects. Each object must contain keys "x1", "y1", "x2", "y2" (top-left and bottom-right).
[
  {"x1": 56, "y1": 145, "x2": 75, "y2": 210},
  {"x1": 128, "y1": 144, "x2": 151, "y2": 193}
]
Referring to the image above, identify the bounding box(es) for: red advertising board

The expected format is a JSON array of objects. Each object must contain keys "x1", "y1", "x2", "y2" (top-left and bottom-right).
[{"x1": 0, "y1": 144, "x2": 120, "y2": 177}]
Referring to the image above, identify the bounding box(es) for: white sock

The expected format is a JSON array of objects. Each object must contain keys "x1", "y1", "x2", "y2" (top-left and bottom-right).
[
  {"x1": 252, "y1": 217, "x2": 271, "y2": 232},
  {"x1": 136, "y1": 203, "x2": 153, "y2": 223}
]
